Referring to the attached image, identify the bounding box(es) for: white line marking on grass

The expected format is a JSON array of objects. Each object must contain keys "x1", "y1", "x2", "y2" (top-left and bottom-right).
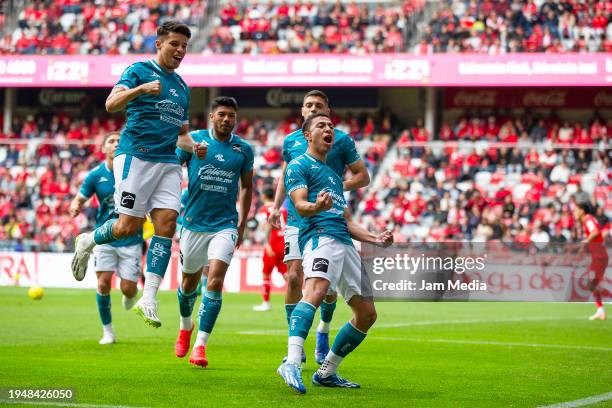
[
  {"x1": 0, "y1": 400, "x2": 150, "y2": 408},
  {"x1": 537, "y1": 391, "x2": 612, "y2": 408},
  {"x1": 238, "y1": 316, "x2": 578, "y2": 336},
  {"x1": 370, "y1": 337, "x2": 612, "y2": 352}
]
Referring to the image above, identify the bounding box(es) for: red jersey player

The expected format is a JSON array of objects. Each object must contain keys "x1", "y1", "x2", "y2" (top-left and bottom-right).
[
  {"x1": 574, "y1": 201, "x2": 609, "y2": 320},
  {"x1": 253, "y1": 187, "x2": 288, "y2": 311}
]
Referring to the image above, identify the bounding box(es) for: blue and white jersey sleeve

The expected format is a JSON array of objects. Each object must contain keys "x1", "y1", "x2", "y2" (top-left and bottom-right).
[
  {"x1": 282, "y1": 136, "x2": 293, "y2": 163},
  {"x1": 79, "y1": 170, "x2": 97, "y2": 199},
  {"x1": 285, "y1": 159, "x2": 308, "y2": 196},
  {"x1": 115, "y1": 63, "x2": 142, "y2": 90},
  {"x1": 241, "y1": 143, "x2": 254, "y2": 174},
  {"x1": 341, "y1": 132, "x2": 361, "y2": 166}
]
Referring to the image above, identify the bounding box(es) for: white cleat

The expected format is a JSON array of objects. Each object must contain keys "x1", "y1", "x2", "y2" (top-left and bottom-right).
[
  {"x1": 122, "y1": 294, "x2": 137, "y2": 311},
  {"x1": 99, "y1": 332, "x2": 116, "y2": 345},
  {"x1": 588, "y1": 311, "x2": 606, "y2": 321},
  {"x1": 134, "y1": 298, "x2": 161, "y2": 328},
  {"x1": 253, "y1": 302, "x2": 271, "y2": 312},
  {"x1": 71, "y1": 233, "x2": 93, "y2": 281}
]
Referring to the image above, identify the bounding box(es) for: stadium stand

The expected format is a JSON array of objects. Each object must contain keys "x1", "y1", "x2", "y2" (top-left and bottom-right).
[
  {"x1": 415, "y1": 0, "x2": 612, "y2": 54},
  {"x1": 1, "y1": 0, "x2": 209, "y2": 55}
]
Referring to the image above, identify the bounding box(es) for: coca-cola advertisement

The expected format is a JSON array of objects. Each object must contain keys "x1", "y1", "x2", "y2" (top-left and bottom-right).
[{"x1": 445, "y1": 88, "x2": 612, "y2": 109}]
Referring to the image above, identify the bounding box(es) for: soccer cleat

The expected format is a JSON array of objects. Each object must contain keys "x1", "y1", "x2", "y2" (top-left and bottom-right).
[
  {"x1": 175, "y1": 325, "x2": 194, "y2": 358},
  {"x1": 282, "y1": 349, "x2": 307, "y2": 364},
  {"x1": 71, "y1": 233, "x2": 92, "y2": 281},
  {"x1": 315, "y1": 331, "x2": 330, "y2": 365},
  {"x1": 99, "y1": 332, "x2": 116, "y2": 345},
  {"x1": 588, "y1": 311, "x2": 606, "y2": 321},
  {"x1": 312, "y1": 372, "x2": 360, "y2": 388},
  {"x1": 134, "y1": 299, "x2": 161, "y2": 328},
  {"x1": 253, "y1": 302, "x2": 271, "y2": 312},
  {"x1": 278, "y1": 362, "x2": 306, "y2": 394},
  {"x1": 189, "y1": 345, "x2": 208, "y2": 368},
  {"x1": 122, "y1": 294, "x2": 137, "y2": 311}
]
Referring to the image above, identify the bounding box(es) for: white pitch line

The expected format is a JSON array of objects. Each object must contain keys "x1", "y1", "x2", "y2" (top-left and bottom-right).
[
  {"x1": 0, "y1": 400, "x2": 149, "y2": 408},
  {"x1": 537, "y1": 391, "x2": 612, "y2": 408},
  {"x1": 369, "y1": 337, "x2": 612, "y2": 352},
  {"x1": 238, "y1": 316, "x2": 578, "y2": 335}
]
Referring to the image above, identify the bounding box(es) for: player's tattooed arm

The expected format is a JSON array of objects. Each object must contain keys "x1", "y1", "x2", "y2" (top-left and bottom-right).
[
  {"x1": 268, "y1": 161, "x2": 287, "y2": 229},
  {"x1": 177, "y1": 126, "x2": 207, "y2": 159},
  {"x1": 344, "y1": 209, "x2": 393, "y2": 247},
  {"x1": 236, "y1": 170, "x2": 254, "y2": 249},
  {"x1": 105, "y1": 80, "x2": 161, "y2": 113},
  {"x1": 343, "y1": 160, "x2": 370, "y2": 191},
  {"x1": 69, "y1": 194, "x2": 88, "y2": 218},
  {"x1": 291, "y1": 188, "x2": 332, "y2": 217}
]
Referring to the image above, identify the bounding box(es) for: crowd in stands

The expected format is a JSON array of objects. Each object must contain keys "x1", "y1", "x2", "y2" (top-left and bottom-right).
[
  {"x1": 415, "y1": 0, "x2": 612, "y2": 54},
  {"x1": 1, "y1": 0, "x2": 207, "y2": 55},
  {"x1": 357, "y1": 113, "x2": 611, "y2": 246},
  {"x1": 205, "y1": 0, "x2": 424, "y2": 54},
  {"x1": 0, "y1": 110, "x2": 391, "y2": 252}
]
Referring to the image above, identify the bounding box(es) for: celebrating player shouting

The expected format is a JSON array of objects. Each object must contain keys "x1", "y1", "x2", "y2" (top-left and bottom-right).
[
  {"x1": 278, "y1": 113, "x2": 393, "y2": 393},
  {"x1": 173, "y1": 97, "x2": 254, "y2": 367},
  {"x1": 268, "y1": 90, "x2": 370, "y2": 364},
  {"x1": 70, "y1": 132, "x2": 143, "y2": 345},
  {"x1": 70, "y1": 21, "x2": 207, "y2": 328}
]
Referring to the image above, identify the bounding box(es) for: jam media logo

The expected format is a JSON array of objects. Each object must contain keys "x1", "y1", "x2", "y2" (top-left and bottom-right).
[
  {"x1": 312, "y1": 258, "x2": 329, "y2": 273},
  {"x1": 284, "y1": 242, "x2": 290, "y2": 255},
  {"x1": 121, "y1": 191, "x2": 136, "y2": 209}
]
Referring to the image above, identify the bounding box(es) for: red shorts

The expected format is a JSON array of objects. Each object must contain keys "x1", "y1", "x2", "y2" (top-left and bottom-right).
[{"x1": 263, "y1": 247, "x2": 287, "y2": 275}]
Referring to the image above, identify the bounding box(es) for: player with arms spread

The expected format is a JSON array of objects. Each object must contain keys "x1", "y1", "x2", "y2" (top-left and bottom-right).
[
  {"x1": 278, "y1": 113, "x2": 393, "y2": 393},
  {"x1": 70, "y1": 21, "x2": 207, "y2": 328},
  {"x1": 70, "y1": 132, "x2": 144, "y2": 344},
  {"x1": 574, "y1": 201, "x2": 609, "y2": 320},
  {"x1": 173, "y1": 97, "x2": 254, "y2": 367},
  {"x1": 268, "y1": 90, "x2": 370, "y2": 364},
  {"x1": 253, "y1": 187, "x2": 288, "y2": 311}
]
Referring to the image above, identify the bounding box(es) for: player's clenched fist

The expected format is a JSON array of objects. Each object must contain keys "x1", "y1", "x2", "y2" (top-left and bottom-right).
[
  {"x1": 315, "y1": 190, "x2": 333, "y2": 212},
  {"x1": 193, "y1": 142, "x2": 207, "y2": 159},
  {"x1": 376, "y1": 230, "x2": 394, "y2": 247},
  {"x1": 140, "y1": 80, "x2": 161, "y2": 96}
]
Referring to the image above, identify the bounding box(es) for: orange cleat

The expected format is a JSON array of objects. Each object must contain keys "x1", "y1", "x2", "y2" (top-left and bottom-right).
[
  {"x1": 189, "y1": 345, "x2": 208, "y2": 368},
  {"x1": 175, "y1": 325, "x2": 194, "y2": 358}
]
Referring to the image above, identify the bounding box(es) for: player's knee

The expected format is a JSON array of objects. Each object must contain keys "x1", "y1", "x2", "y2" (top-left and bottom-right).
[
  {"x1": 113, "y1": 220, "x2": 139, "y2": 239},
  {"x1": 97, "y1": 281, "x2": 111, "y2": 295},
  {"x1": 286, "y1": 271, "x2": 302, "y2": 292},
  {"x1": 356, "y1": 307, "x2": 377, "y2": 330},
  {"x1": 121, "y1": 283, "x2": 137, "y2": 298},
  {"x1": 206, "y1": 275, "x2": 224, "y2": 292}
]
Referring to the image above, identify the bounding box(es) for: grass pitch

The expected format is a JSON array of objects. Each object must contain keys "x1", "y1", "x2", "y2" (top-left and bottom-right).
[{"x1": 0, "y1": 286, "x2": 610, "y2": 408}]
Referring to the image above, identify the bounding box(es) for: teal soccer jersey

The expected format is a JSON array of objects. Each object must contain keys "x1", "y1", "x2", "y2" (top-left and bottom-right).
[
  {"x1": 79, "y1": 163, "x2": 142, "y2": 247},
  {"x1": 114, "y1": 60, "x2": 190, "y2": 164},
  {"x1": 176, "y1": 130, "x2": 254, "y2": 233},
  {"x1": 282, "y1": 128, "x2": 360, "y2": 228},
  {"x1": 284, "y1": 153, "x2": 353, "y2": 252}
]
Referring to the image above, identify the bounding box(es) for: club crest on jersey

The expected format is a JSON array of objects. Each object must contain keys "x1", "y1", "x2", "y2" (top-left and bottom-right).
[
  {"x1": 150, "y1": 72, "x2": 161, "y2": 78},
  {"x1": 169, "y1": 88, "x2": 179, "y2": 97},
  {"x1": 232, "y1": 144, "x2": 242, "y2": 153},
  {"x1": 215, "y1": 154, "x2": 225, "y2": 162}
]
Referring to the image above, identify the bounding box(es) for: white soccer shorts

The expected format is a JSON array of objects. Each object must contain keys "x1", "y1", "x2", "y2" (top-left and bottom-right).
[
  {"x1": 113, "y1": 154, "x2": 182, "y2": 218},
  {"x1": 283, "y1": 225, "x2": 302, "y2": 262},
  {"x1": 179, "y1": 228, "x2": 238, "y2": 274},
  {"x1": 302, "y1": 236, "x2": 363, "y2": 302},
  {"x1": 93, "y1": 244, "x2": 142, "y2": 282}
]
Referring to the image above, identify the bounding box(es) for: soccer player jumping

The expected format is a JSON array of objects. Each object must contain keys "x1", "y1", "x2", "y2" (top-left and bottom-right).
[
  {"x1": 70, "y1": 132, "x2": 143, "y2": 344},
  {"x1": 173, "y1": 97, "x2": 254, "y2": 367},
  {"x1": 574, "y1": 201, "x2": 609, "y2": 320},
  {"x1": 71, "y1": 21, "x2": 207, "y2": 328},
  {"x1": 278, "y1": 113, "x2": 393, "y2": 393},
  {"x1": 268, "y1": 90, "x2": 370, "y2": 364}
]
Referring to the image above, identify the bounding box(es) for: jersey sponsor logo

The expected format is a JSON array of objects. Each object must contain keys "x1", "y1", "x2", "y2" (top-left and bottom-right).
[
  {"x1": 121, "y1": 191, "x2": 136, "y2": 209},
  {"x1": 169, "y1": 88, "x2": 179, "y2": 97},
  {"x1": 197, "y1": 164, "x2": 235, "y2": 181},
  {"x1": 215, "y1": 154, "x2": 225, "y2": 162},
  {"x1": 312, "y1": 258, "x2": 329, "y2": 273},
  {"x1": 155, "y1": 99, "x2": 185, "y2": 116},
  {"x1": 310, "y1": 165, "x2": 319, "y2": 170},
  {"x1": 328, "y1": 177, "x2": 336, "y2": 185}
]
